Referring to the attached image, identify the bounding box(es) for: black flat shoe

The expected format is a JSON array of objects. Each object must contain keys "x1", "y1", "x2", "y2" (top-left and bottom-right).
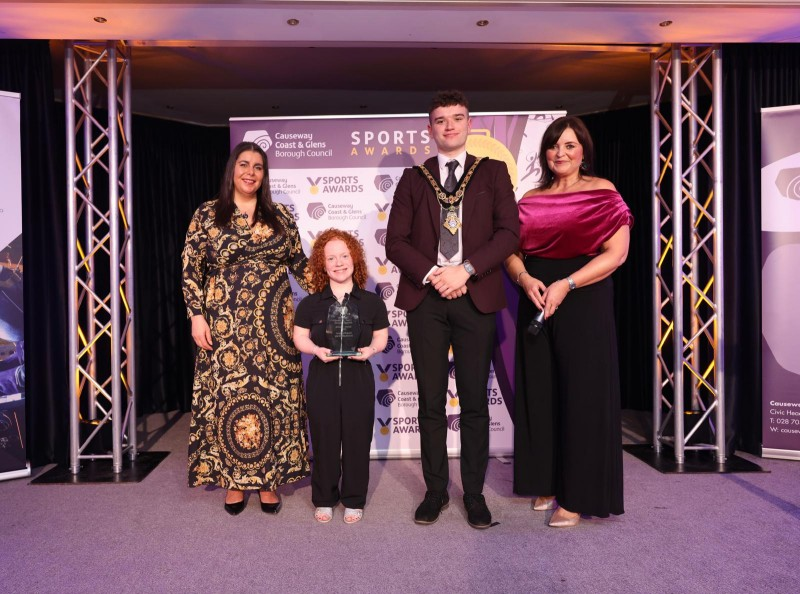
[
  {"x1": 463, "y1": 493, "x2": 492, "y2": 529},
  {"x1": 224, "y1": 499, "x2": 246, "y2": 516},
  {"x1": 414, "y1": 490, "x2": 449, "y2": 525},
  {"x1": 260, "y1": 493, "x2": 282, "y2": 514}
]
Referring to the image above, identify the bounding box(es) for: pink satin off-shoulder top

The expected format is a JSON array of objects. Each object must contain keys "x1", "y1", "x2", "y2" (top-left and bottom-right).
[{"x1": 518, "y1": 189, "x2": 634, "y2": 259}]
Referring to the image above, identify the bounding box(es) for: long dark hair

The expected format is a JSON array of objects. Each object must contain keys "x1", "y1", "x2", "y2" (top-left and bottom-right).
[
  {"x1": 214, "y1": 141, "x2": 283, "y2": 234},
  {"x1": 537, "y1": 116, "x2": 596, "y2": 189}
]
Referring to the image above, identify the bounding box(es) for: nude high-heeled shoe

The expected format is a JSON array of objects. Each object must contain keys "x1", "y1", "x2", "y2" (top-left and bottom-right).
[
  {"x1": 548, "y1": 507, "x2": 580, "y2": 528},
  {"x1": 532, "y1": 496, "x2": 557, "y2": 511}
]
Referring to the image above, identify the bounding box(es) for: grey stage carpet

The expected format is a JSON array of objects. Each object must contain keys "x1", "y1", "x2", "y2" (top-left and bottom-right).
[{"x1": 2, "y1": 412, "x2": 798, "y2": 593}]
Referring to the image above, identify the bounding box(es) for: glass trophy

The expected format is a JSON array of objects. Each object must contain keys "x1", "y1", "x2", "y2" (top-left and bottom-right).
[{"x1": 325, "y1": 294, "x2": 361, "y2": 356}]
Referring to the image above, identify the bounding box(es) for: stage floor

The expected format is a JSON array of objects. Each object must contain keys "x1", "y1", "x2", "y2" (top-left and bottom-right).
[{"x1": 2, "y1": 411, "x2": 798, "y2": 593}]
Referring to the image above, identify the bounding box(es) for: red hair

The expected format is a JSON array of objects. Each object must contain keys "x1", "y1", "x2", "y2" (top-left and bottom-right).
[{"x1": 307, "y1": 228, "x2": 368, "y2": 293}]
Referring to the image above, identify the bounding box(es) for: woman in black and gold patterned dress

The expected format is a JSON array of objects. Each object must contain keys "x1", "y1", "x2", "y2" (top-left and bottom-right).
[{"x1": 182, "y1": 141, "x2": 311, "y2": 515}]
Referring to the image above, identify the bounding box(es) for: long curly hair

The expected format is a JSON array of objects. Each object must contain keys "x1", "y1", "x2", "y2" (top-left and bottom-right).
[
  {"x1": 307, "y1": 228, "x2": 368, "y2": 293},
  {"x1": 536, "y1": 116, "x2": 596, "y2": 190}
]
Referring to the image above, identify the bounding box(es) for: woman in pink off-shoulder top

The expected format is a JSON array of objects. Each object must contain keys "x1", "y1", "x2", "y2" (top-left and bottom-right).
[{"x1": 505, "y1": 116, "x2": 633, "y2": 527}]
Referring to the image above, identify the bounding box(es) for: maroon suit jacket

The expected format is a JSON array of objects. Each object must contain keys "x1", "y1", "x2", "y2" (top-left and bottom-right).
[{"x1": 386, "y1": 154, "x2": 520, "y2": 314}]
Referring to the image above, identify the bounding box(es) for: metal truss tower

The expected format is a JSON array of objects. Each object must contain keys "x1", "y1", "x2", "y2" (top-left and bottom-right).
[
  {"x1": 651, "y1": 45, "x2": 725, "y2": 464},
  {"x1": 65, "y1": 41, "x2": 136, "y2": 474}
]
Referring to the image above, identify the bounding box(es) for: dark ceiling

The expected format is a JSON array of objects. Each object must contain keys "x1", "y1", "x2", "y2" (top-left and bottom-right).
[{"x1": 50, "y1": 43, "x2": 654, "y2": 125}]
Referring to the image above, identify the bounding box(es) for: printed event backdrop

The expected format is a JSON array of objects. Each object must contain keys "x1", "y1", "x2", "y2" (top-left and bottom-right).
[
  {"x1": 0, "y1": 90, "x2": 28, "y2": 480},
  {"x1": 230, "y1": 111, "x2": 563, "y2": 458},
  {"x1": 761, "y1": 105, "x2": 800, "y2": 460}
]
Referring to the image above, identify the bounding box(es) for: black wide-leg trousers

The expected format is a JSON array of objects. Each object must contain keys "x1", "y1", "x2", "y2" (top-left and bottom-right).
[
  {"x1": 513, "y1": 255, "x2": 624, "y2": 517},
  {"x1": 407, "y1": 288, "x2": 496, "y2": 495},
  {"x1": 306, "y1": 359, "x2": 376, "y2": 509}
]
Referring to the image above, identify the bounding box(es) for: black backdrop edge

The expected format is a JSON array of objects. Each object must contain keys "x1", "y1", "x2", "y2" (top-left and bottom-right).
[
  {"x1": 720, "y1": 43, "x2": 800, "y2": 455},
  {"x1": 0, "y1": 40, "x2": 69, "y2": 466}
]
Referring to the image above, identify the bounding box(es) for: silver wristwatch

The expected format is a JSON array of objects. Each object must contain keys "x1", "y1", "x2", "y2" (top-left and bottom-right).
[{"x1": 463, "y1": 260, "x2": 476, "y2": 276}]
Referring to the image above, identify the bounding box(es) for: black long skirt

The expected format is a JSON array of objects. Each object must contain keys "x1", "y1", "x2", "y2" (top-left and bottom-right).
[{"x1": 513, "y1": 255, "x2": 624, "y2": 517}]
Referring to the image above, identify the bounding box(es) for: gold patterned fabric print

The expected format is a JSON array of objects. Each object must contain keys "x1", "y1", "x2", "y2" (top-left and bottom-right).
[{"x1": 182, "y1": 200, "x2": 312, "y2": 490}]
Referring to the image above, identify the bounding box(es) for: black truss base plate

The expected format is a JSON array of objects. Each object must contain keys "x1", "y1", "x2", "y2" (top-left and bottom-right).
[
  {"x1": 30, "y1": 451, "x2": 169, "y2": 484},
  {"x1": 623, "y1": 444, "x2": 767, "y2": 474}
]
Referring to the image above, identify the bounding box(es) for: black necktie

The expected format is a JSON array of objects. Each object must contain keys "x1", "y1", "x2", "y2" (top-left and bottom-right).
[
  {"x1": 444, "y1": 159, "x2": 458, "y2": 193},
  {"x1": 440, "y1": 160, "x2": 459, "y2": 259}
]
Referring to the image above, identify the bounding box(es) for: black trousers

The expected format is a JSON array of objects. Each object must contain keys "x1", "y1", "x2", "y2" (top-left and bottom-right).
[
  {"x1": 407, "y1": 288, "x2": 495, "y2": 495},
  {"x1": 513, "y1": 255, "x2": 624, "y2": 517},
  {"x1": 306, "y1": 359, "x2": 375, "y2": 509}
]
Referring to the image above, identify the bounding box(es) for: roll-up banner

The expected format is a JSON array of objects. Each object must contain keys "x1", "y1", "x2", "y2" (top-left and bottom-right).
[
  {"x1": 761, "y1": 105, "x2": 800, "y2": 461},
  {"x1": 231, "y1": 111, "x2": 563, "y2": 458},
  {"x1": 0, "y1": 90, "x2": 28, "y2": 481}
]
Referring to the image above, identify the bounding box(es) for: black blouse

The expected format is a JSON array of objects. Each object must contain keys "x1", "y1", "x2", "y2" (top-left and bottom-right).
[{"x1": 294, "y1": 285, "x2": 389, "y2": 350}]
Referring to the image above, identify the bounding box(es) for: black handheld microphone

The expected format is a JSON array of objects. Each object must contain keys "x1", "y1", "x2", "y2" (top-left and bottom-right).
[{"x1": 527, "y1": 308, "x2": 546, "y2": 336}]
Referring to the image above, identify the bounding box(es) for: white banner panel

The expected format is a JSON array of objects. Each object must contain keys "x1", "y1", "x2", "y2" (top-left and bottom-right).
[
  {"x1": 761, "y1": 104, "x2": 800, "y2": 460},
  {"x1": 231, "y1": 111, "x2": 563, "y2": 458},
  {"x1": 0, "y1": 90, "x2": 28, "y2": 480}
]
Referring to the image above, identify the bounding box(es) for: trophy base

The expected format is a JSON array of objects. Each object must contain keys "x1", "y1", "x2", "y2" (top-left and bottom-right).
[{"x1": 328, "y1": 350, "x2": 360, "y2": 357}]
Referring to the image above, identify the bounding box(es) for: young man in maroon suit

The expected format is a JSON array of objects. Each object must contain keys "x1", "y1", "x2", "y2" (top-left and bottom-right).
[{"x1": 386, "y1": 90, "x2": 519, "y2": 528}]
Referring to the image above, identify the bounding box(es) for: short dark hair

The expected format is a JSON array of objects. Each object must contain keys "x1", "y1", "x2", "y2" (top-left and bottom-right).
[
  {"x1": 429, "y1": 90, "x2": 470, "y2": 120},
  {"x1": 537, "y1": 116, "x2": 596, "y2": 189}
]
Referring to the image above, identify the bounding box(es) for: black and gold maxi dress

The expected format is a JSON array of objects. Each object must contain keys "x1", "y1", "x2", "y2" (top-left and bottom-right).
[{"x1": 182, "y1": 200, "x2": 311, "y2": 490}]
